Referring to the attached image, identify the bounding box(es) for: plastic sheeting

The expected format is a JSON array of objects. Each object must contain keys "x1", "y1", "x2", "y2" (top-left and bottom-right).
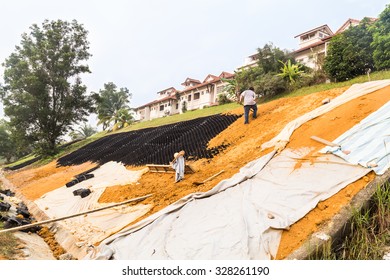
[
  {"x1": 321, "y1": 100, "x2": 390, "y2": 175},
  {"x1": 34, "y1": 162, "x2": 150, "y2": 245},
  {"x1": 261, "y1": 80, "x2": 390, "y2": 150},
  {"x1": 86, "y1": 149, "x2": 369, "y2": 260}
]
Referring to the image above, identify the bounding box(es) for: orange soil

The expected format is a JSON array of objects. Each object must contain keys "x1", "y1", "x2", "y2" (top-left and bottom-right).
[
  {"x1": 6, "y1": 161, "x2": 97, "y2": 200},
  {"x1": 4, "y1": 84, "x2": 390, "y2": 259}
]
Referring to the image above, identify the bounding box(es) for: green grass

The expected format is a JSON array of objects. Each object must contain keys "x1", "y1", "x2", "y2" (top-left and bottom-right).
[
  {"x1": 267, "y1": 70, "x2": 390, "y2": 101},
  {"x1": 2, "y1": 154, "x2": 36, "y2": 169},
  {"x1": 118, "y1": 102, "x2": 241, "y2": 133},
  {"x1": 311, "y1": 183, "x2": 390, "y2": 260},
  {"x1": 0, "y1": 224, "x2": 19, "y2": 259}
]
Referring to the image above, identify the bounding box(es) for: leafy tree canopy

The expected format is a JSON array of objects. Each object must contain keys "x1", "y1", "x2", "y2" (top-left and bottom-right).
[
  {"x1": 257, "y1": 42, "x2": 295, "y2": 74},
  {"x1": 92, "y1": 82, "x2": 132, "y2": 131},
  {"x1": 324, "y1": 18, "x2": 375, "y2": 82},
  {"x1": 371, "y1": 4, "x2": 390, "y2": 70},
  {"x1": 1, "y1": 19, "x2": 94, "y2": 156},
  {"x1": 0, "y1": 120, "x2": 16, "y2": 163}
]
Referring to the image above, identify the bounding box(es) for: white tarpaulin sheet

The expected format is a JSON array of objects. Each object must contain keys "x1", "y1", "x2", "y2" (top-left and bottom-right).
[
  {"x1": 86, "y1": 149, "x2": 369, "y2": 260},
  {"x1": 321, "y1": 100, "x2": 390, "y2": 175},
  {"x1": 261, "y1": 80, "x2": 390, "y2": 150},
  {"x1": 34, "y1": 162, "x2": 151, "y2": 245}
]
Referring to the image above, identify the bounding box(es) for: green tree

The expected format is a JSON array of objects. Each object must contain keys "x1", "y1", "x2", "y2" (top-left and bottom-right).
[
  {"x1": 92, "y1": 82, "x2": 132, "y2": 130},
  {"x1": 371, "y1": 5, "x2": 390, "y2": 70},
  {"x1": 111, "y1": 108, "x2": 134, "y2": 131},
  {"x1": 1, "y1": 19, "x2": 93, "y2": 156},
  {"x1": 254, "y1": 73, "x2": 287, "y2": 98},
  {"x1": 235, "y1": 66, "x2": 264, "y2": 93},
  {"x1": 324, "y1": 18, "x2": 375, "y2": 82},
  {"x1": 0, "y1": 120, "x2": 16, "y2": 163},
  {"x1": 257, "y1": 42, "x2": 295, "y2": 74},
  {"x1": 69, "y1": 123, "x2": 97, "y2": 140}
]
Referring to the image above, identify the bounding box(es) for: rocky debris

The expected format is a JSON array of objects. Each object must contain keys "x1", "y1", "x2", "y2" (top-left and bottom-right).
[
  {"x1": 0, "y1": 189, "x2": 15, "y2": 197},
  {"x1": 0, "y1": 191, "x2": 40, "y2": 233},
  {"x1": 0, "y1": 201, "x2": 11, "y2": 212}
]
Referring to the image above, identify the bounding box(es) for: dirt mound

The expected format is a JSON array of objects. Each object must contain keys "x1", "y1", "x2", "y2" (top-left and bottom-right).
[{"x1": 4, "y1": 84, "x2": 390, "y2": 259}]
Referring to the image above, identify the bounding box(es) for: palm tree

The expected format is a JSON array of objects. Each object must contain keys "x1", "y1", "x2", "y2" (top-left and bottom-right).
[
  {"x1": 69, "y1": 123, "x2": 97, "y2": 140},
  {"x1": 93, "y1": 82, "x2": 132, "y2": 130},
  {"x1": 276, "y1": 60, "x2": 304, "y2": 84},
  {"x1": 221, "y1": 77, "x2": 239, "y2": 102},
  {"x1": 111, "y1": 108, "x2": 134, "y2": 131}
]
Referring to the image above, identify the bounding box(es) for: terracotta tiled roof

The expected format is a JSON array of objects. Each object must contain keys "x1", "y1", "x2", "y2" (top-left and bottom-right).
[
  {"x1": 219, "y1": 71, "x2": 235, "y2": 79},
  {"x1": 181, "y1": 72, "x2": 235, "y2": 93},
  {"x1": 136, "y1": 72, "x2": 235, "y2": 109},
  {"x1": 335, "y1": 17, "x2": 377, "y2": 34},
  {"x1": 136, "y1": 95, "x2": 177, "y2": 110},
  {"x1": 157, "y1": 87, "x2": 177, "y2": 95},
  {"x1": 181, "y1": 78, "x2": 202, "y2": 87},
  {"x1": 335, "y1": 18, "x2": 361, "y2": 34},
  {"x1": 203, "y1": 74, "x2": 219, "y2": 83},
  {"x1": 294, "y1": 24, "x2": 333, "y2": 38}
]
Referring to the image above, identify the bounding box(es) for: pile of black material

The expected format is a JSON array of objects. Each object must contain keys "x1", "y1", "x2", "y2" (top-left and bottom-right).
[
  {"x1": 16, "y1": 202, "x2": 31, "y2": 219},
  {"x1": 0, "y1": 189, "x2": 15, "y2": 197},
  {"x1": 73, "y1": 188, "x2": 91, "y2": 198},
  {"x1": 57, "y1": 113, "x2": 240, "y2": 167},
  {"x1": 0, "y1": 201, "x2": 11, "y2": 212},
  {"x1": 0, "y1": 199, "x2": 40, "y2": 232},
  {"x1": 65, "y1": 173, "x2": 94, "y2": 188},
  {"x1": 3, "y1": 217, "x2": 41, "y2": 233}
]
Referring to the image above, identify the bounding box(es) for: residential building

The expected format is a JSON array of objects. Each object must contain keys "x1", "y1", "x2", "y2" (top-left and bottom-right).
[
  {"x1": 237, "y1": 17, "x2": 376, "y2": 72},
  {"x1": 135, "y1": 72, "x2": 235, "y2": 122},
  {"x1": 292, "y1": 24, "x2": 334, "y2": 69},
  {"x1": 237, "y1": 53, "x2": 259, "y2": 71},
  {"x1": 292, "y1": 17, "x2": 377, "y2": 70}
]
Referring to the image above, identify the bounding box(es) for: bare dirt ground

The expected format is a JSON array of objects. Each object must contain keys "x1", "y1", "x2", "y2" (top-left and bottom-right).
[{"x1": 3, "y1": 84, "x2": 390, "y2": 259}]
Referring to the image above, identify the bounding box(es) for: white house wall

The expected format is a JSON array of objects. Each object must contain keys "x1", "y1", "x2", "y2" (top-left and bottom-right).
[{"x1": 136, "y1": 79, "x2": 231, "y2": 121}]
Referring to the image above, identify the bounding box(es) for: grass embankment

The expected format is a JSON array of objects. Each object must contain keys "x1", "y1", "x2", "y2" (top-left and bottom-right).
[
  {"x1": 0, "y1": 229, "x2": 18, "y2": 259},
  {"x1": 267, "y1": 70, "x2": 390, "y2": 101},
  {"x1": 311, "y1": 183, "x2": 390, "y2": 260}
]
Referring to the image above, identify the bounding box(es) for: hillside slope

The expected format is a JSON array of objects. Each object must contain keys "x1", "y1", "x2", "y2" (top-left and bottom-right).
[{"x1": 4, "y1": 82, "x2": 390, "y2": 259}]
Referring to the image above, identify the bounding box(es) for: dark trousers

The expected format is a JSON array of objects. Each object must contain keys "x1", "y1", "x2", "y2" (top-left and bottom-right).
[{"x1": 244, "y1": 104, "x2": 257, "y2": 124}]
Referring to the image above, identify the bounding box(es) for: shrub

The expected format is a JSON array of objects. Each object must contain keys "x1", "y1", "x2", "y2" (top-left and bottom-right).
[
  {"x1": 217, "y1": 94, "x2": 233, "y2": 105},
  {"x1": 254, "y1": 73, "x2": 288, "y2": 98}
]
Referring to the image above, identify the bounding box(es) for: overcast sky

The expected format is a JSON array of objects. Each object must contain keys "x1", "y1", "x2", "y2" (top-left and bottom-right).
[{"x1": 0, "y1": 0, "x2": 388, "y2": 125}]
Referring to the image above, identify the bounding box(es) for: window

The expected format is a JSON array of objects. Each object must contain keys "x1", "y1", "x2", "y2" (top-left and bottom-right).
[
  {"x1": 160, "y1": 105, "x2": 164, "y2": 111},
  {"x1": 176, "y1": 104, "x2": 179, "y2": 109},
  {"x1": 194, "y1": 92, "x2": 200, "y2": 100},
  {"x1": 188, "y1": 95, "x2": 192, "y2": 101}
]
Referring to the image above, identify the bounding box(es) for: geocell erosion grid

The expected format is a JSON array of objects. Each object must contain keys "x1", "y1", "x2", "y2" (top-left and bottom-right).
[{"x1": 57, "y1": 113, "x2": 241, "y2": 167}]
